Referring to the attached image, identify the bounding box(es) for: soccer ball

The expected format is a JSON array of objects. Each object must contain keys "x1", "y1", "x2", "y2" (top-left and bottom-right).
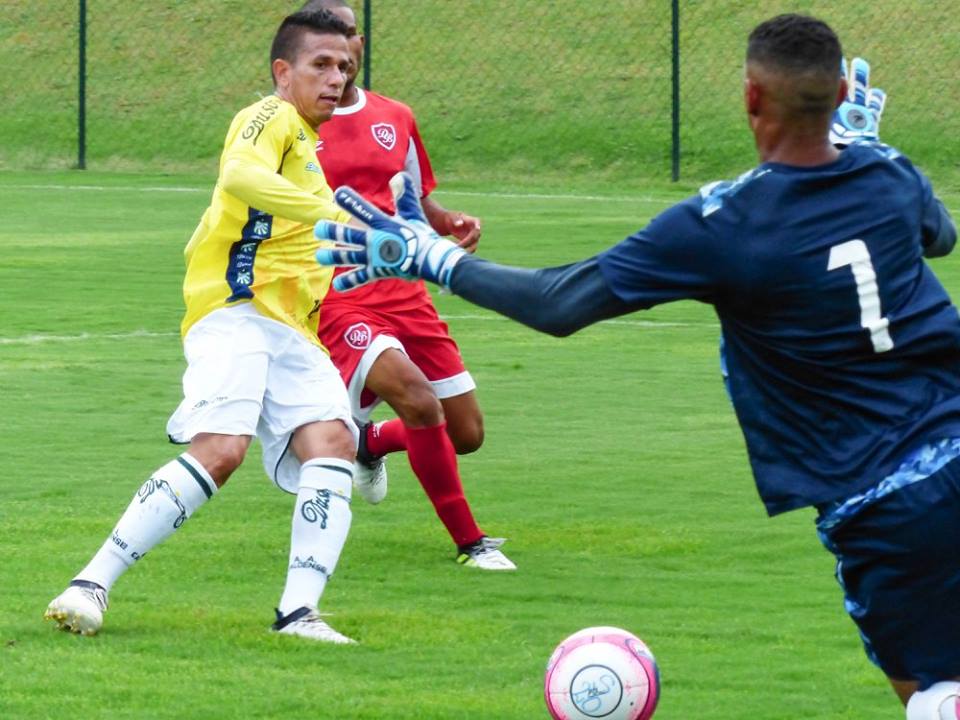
[{"x1": 544, "y1": 626, "x2": 660, "y2": 720}]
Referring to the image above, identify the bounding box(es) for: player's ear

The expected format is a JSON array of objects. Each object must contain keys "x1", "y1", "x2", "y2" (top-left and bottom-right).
[
  {"x1": 744, "y1": 76, "x2": 762, "y2": 117},
  {"x1": 835, "y1": 77, "x2": 848, "y2": 110},
  {"x1": 272, "y1": 57, "x2": 292, "y2": 90}
]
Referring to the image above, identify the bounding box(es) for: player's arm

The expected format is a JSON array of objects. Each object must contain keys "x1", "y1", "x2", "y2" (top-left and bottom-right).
[
  {"x1": 421, "y1": 195, "x2": 481, "y2": 253},
  {"x1": 222, "y1": 159, "x2": 348, "y2": 224},
  {"x1": 315, "y1": 173, "x2": 720, "y2": 335},
  {"x1": 919, "y1": 180, "x2": 957, "y2": 258},
  {"x1": 450, "y1": 256, "x2": 635, "y2": 336},
  {"x1": 221, "y1": 113, "x2": 350, "y2": 225}
]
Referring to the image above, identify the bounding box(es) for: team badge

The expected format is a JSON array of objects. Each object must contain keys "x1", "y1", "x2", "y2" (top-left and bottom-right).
[
  {"x1": 371, "y1": 123, "x2": 396, "y2": 151},
  {"x1": 344, "y1": 322, "x2": 372, "y2": 349}
]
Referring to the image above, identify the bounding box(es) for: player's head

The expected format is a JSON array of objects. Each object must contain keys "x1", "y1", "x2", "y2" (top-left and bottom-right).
[
  {"x1": 744, "y1": 14, "x2": 845, "y2": 140},
  {"x1": 299, "y1": 0, "x2": 364, "y2": 90},
  {"x1": 270, "y1": 9, "x2": 351, "y2": 126}
]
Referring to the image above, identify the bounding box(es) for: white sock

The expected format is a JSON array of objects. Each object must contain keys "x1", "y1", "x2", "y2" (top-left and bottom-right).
[
  {"x1": 906, "y1": 681, "x2": 960, "y2": 719},
  {"x1": 277, "y1": 458, "x2": 353, "y2": 617},
  {"x1": 74, "y1": 453, "x2": 217, "y2": 591}
]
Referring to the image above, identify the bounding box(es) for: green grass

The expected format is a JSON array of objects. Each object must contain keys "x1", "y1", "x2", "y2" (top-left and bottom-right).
[
  {"x1": 4, "y1": 170, "x2": 958, "y2": 718},
  {"x1": 2, "y1": 1, "x2": 958, "y2": 189}
]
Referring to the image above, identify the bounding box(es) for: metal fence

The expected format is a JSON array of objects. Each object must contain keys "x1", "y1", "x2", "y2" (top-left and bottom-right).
[{"x1": 1, "y1": 1, "x2": 956, "y2": 184}]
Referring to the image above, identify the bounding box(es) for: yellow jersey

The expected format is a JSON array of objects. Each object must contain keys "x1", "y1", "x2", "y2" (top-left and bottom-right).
[{"x1": 181, "y1": 95, "x2": 351, "y2": 347}]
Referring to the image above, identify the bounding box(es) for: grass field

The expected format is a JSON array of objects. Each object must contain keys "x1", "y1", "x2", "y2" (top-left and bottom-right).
[{"x1": 2, "y1": 171, "x2": 959, "y2": 719}]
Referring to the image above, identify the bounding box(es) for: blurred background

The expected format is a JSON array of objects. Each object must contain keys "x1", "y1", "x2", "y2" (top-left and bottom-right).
[{"x1": 2, "y1": 0, "x2": 957, "y2": 188}]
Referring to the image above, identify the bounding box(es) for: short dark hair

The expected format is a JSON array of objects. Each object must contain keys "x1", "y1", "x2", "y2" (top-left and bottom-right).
[
  {"x1": 299, "y1": 0, "x2": 351, "y2": 11},
  {"x1": 270, "y1": 9, "x2": 349, "y2": 80},
  {"x1": 747, "y1": 14, "x2": 841, "y2": 77}
]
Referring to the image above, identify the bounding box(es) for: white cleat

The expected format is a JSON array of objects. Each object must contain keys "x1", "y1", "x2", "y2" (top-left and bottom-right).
[
  {"x1": 44, "y1": 582, "x2": 109, "y2": 636},
  {"x1": 456, "y1": 536, "x2": 517, "y2": 571},
  {"x1": 271, "y1": 606, "x2": 357, "y2": 645},
  {"x1": 353, "y1": 456, "x2": 387, "y2": 505},
  {"x1": 354, "y1": 421, "x2": 387, "y2": 504}
]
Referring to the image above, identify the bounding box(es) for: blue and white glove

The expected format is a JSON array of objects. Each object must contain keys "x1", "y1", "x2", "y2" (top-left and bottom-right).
[
  {"x1": 315, "y1": 172, "x2": 467, "y2": 292},
  {"x1": 829, "y1": 56, "x2": 887, "y2": 146}
]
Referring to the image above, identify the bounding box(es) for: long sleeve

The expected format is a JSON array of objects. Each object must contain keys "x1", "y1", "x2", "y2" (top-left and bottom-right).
[{"x1": 449, "y1": 256, "x2": 638, "y2": 337}]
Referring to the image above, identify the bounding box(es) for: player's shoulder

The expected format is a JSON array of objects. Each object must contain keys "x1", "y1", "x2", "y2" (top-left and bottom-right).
[
  {"x1": 842, "y1": 141, "x2": 929, "y2": 189},
  {"x1": 843, "y1": 139, "x2": 905, "y2": 162},
  {"x1": 230, "y1": 95, "x2": 298, "y2": 140},
  {"x1": 363, "y1": 90, "x2": 417, "y2": 119},
  {"x1": 697, "y1": 166, "x2": 774, "y2": 219}
]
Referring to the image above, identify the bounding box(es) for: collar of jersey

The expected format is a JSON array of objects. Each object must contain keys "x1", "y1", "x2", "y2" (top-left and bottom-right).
[{"x1": 334, "y1": 87, "x2": 367, "y2": 116}]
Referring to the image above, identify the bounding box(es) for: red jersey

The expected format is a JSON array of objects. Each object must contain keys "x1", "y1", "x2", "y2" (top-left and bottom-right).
[{"x1": 317, "y1": 88, "x2": 437, "y2": 310}]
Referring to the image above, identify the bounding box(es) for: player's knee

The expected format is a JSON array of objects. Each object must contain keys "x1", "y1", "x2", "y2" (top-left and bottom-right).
[
  {"x1": 192, "y1": 435, "x2": 249, "y2": 485},
  {"x1": 390, "y1": 383, "x2": 444, "y2": 427},
  {"x1": 450, "y1": 417, "x2": 484, "y2": 455},
  {"x1": 325, "y1": 421, "x2": 358, "y2": 461},
  {"x1": 906, "y1": 681, "x2": 960, "y2": 719}
]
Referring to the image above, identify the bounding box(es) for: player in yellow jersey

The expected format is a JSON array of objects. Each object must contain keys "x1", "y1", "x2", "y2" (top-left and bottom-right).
[{"x1": 45, "y1": 9, "x2": 362, "y2": 644}]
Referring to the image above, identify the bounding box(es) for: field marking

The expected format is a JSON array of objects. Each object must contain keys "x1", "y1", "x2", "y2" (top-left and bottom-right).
[
  {"x1": 8, "y1": 182, "x2": 957, "y2": 214},
  {"x1": 0, "y1": 315, "x2": 713, "y2": 346},
  {"x1": 436, "y1": 190, "x2": 675, "y2": 204},
  {"x1": 4, "y1": 182, "x2": 675, "y2": 204},
  {"x1": 442, "y1": 313, "x2": 715, "y2": 329},
  {"x1": 7, "y1": 184, "x2": 205, "y2": 194},
  {"x1": 0, "y1": 330, "x2": 179, "y2": 346}
]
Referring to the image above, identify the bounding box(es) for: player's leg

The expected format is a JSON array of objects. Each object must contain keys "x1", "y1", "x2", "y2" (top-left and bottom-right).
[
  {"x1": 364, "y1": 348, "x2": 478, "y2": 546},
  {"x1": 364, "y1": 349, "x2": 514, "y2": 570},
  {"x1": 317, "y1": 312, "x2": 400, "y2": 503},
  {"x1": 438, "y1": 390, "x2": 484, "y2": 455},
  {"x1": 271, "y1": 420, "x2": 357, "y2": 644},
  {"x1": 257, "y1": 327, "x2": 360, "y2": 643},
  {"x1": 818, "y1": 449, "x2": 960, "y2": 715},
  {"x1": 388, "y1": 307, "x2": 515, "y2": 570},
  {"x1": 43, "y1": 444, "x2": 232, "y2": 635},
  {"x1": 45, "y1": 307, "x2": 265, "y2": 635}
]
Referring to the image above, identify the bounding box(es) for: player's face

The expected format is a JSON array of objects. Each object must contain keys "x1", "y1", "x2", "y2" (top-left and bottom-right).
[
  {"x1": 274, "y1": 31, "x2": 350, "y2": 127},
  {"x1": 326, "y1": 6, "x2": 364, "y2": 87}
]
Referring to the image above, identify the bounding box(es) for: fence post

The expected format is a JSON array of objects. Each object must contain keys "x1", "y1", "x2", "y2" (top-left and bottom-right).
[
  {"x1": 77, "y1": 0, "x2": 87, "y2": 169},
  {"x1": 670, "y1": 0, "x2": 679, "y2": 181},
  {"x1": 362, "y1": 0, "x2": 371, "y2": 90}
]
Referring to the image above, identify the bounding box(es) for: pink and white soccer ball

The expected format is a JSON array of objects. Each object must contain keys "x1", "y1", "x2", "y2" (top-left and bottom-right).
[{"x1": 544, "y1": 626, "x2": 660, "y2": 720}]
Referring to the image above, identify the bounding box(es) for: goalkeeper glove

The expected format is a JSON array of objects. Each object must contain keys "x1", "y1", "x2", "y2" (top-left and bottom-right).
[
  {"x1": 829, "y1": 56, "x2": 887, "y2": 147},
  {"x1": 315, "y1": 172, "x2": 467, "y2": 291}
]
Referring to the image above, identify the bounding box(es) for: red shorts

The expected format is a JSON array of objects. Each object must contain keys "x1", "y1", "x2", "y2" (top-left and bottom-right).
[{"x1": 318, "y1": 301, "x2": 475, "y2": 421}]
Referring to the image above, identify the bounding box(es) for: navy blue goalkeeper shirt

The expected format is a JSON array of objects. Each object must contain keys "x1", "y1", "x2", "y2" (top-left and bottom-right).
[{"x1": 597, "y1": 143, "x2": 960, "y2": 515}]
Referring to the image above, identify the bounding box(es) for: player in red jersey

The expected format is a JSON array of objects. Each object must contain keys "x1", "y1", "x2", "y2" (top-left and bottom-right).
[{"x1": 301, "y1": 0, "x2": 515, "y2": 571}]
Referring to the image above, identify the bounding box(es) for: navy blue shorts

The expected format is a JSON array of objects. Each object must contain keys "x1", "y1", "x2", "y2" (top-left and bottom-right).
[{"x1": 819, "y1": 457, "x2": 960, "y2": 688}]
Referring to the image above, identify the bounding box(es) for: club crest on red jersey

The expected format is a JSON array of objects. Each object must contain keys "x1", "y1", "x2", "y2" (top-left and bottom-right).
[
  {"x1": 344, "y1": 322, "x2": 372, "y2": 349},
  {"x1": 371, "y1": 123, "x2": 397, "y2": 151}
]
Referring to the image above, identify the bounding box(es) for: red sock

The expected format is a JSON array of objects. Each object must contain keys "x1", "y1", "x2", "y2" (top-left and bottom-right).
[
  {"x1": 366, "y1": 419, "x2": 407, "y2": 456},
  {"x1": 404, "y1": 423, "x2": 483, "y2": 547}
]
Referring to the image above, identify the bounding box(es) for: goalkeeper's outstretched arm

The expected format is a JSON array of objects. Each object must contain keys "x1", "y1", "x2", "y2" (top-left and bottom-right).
[{"x1": 448, "y1": 256, "x2": 638, "y2": 337}]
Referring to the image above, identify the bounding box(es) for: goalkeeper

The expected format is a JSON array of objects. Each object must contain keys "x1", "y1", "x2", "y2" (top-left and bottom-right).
[{"x1": 318, "y1": 14, "x2": 960, "y2": 716}]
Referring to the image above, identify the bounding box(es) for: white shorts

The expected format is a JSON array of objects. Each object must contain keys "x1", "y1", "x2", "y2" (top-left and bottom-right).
[{"x1": 166, "y1": 304, "x2": 358, "y2": 493}]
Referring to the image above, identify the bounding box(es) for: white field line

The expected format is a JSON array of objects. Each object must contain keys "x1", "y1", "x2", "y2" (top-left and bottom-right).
[
  {"x1": 8, "y1": 184, "x2": 205, "y2": 193},
  {"x1": 4, "y1": 183, "x2": 673, "y2": 204},
  {"x1": 8, "y1": 182, "x2": 957, "y2": 215},
  {"x1": 0, "y1": 330, "x2": 179, "y2": 346},
  {"x1": 0, "y1": 315, "x2": 714, "y2": 346}
]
